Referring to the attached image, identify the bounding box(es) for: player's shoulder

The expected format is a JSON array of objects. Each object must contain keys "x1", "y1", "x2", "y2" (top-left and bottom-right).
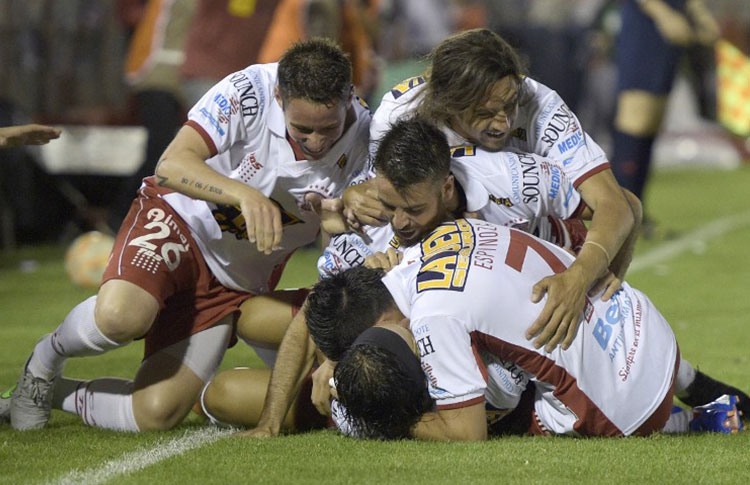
[
  {"x1": 216, "y1": 63, "x2": 277, "y2": 118},
  {"x1": 372, "y1": 77, "x2": 426, "y2": 125}
]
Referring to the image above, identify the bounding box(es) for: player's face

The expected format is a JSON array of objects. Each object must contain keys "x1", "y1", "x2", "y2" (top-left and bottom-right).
[
  {"x1": 279, "y1": 94, "x2": 350, "y2": 160},
  {"x1": 375, "y1": 176, "x2": 453, "y2": 247},
  {"x1": 450, "y1": 76, "x2": 520, "y2": 151}
]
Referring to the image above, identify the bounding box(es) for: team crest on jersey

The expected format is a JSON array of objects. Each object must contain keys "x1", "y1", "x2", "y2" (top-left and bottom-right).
[
  {"x1": 512, "y1": 128, "x2": 527, "y2": 141},
  {"x1": 212, "y1": 199, "x2": 302, "y2": 241},
  {"x1": 337, "y1": 153, "x2": 347, "y2": 169},
  {"x1": 390, "y1": 76, "x2": 426, "y2": 99},
  {"x1": 489, "y1": 194, "x2": 513, "y2": 208},
  {"x1": 449, "y1": 145, "x2": 476, "y2": 158}
]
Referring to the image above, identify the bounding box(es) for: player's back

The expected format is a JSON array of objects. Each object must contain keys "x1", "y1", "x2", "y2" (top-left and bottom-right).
[{"x1": 388, "y1": 218, "x2": 677, "y2": 436}]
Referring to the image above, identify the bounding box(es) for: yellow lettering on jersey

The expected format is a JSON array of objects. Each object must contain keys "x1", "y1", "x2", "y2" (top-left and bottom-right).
[
  {"x1": 417, "y1": 219, "x2": 475, "y2": 292},
  {"x1": 450, "y1": 145, "x2": 476, "y2": 158},
  {"x1": 390, "y1": 76, "x2": 426, "y2": 99}
]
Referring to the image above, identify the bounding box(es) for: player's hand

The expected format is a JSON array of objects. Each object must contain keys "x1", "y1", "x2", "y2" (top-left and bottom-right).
[
  {"x1": 364, "y1": 248, "x2": 402, "y2": 272},
  {"x1": 0, "y1": 124, "x2": 61, "y2": 148},
  {"x1": 238, "y1": 187, "x2": 283, "y2": 255},
  {"x1": 311, "y1": 359, "x2": 336, "y2": 416},
  {"x1": 343, "y1": 181, "x2": 387, "y2": 230},
  {"x1": 589, "y1": 271, "x2": 623, "y2": 301},
  {"x1": 304, "y1": 192, "x2": 349, "y2": 235},
  {"x1": 235, "y1": 427, "x2": 276, "y2": 439},
  {"x1": 686, "y1": 0, "x2": 720, "y2": 46},
  {"x1": 645, "y1": 0, "x2": 695, "y2": 46},
  {"x1": 527, "y1": 266, "x2": 587, "y2": 352}
]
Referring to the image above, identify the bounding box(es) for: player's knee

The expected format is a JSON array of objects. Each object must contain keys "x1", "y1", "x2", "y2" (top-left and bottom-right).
[
  {"x1": 201, "y1": 374, "x2": 234, "y2": 422},
  {"x1": 615, "y1": 91, "x2": 667, "y2": 136},
  {"x1": 95, "y1": 291, "x2": 156, "y2": 342},
  {"x1": 133, "y1": 392, "x2": 188, "y2": 431}
]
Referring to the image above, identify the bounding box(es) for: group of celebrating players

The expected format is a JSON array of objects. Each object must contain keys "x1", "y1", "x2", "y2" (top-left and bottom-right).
[{"x1": 2, "y1": 28, "x2": 746, "y2": 440}]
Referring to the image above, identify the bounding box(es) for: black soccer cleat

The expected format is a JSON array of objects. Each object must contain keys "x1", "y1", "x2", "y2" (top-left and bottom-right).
[{"x1": 679, "y1": 371, "x2": 750, "y2": 417}]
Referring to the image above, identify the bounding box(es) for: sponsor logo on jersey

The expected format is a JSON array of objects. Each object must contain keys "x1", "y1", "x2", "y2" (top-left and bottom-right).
[
  {"x1": 390, "y1": 76, "x2": 425, "y2": 99},
  {"x1": 450, "y1": 145, "x2": 476, "y2": 158},
  {"x1": 417, "y1": 219, "x2": 475, "y2": 293},
  {"x1": 417, "y1": 335, "x2": 435, "y2": 357},
  {"x1": 547, "y1": 163, "x2": 561, "y2": 200},
  {"x1": 518, "y1": 154, "x2": 540, "y2": 203},
  {"x1": 330, "y1": 234, "x2": 367, "y2": 268},
  {"x1": 512, "y1": 128, "x2": 527, "y2": 141},
  {"x1": 540, "y1": 104, "x2": 579, "y2": 147},
  {"x1": 200, "y1": 108, "x2": 225, "y2": 136},
  {"x1": 556, "y1": 131, "x2": 584, "y2": 154},
  {"x1": 228, "y1": 71, "x2": 260, "y2": 117},
  {"x1": 489, "y1": 194, "x2": 513, "y2": 207}
]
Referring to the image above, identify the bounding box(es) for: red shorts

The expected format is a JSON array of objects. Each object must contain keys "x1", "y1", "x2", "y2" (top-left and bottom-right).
[{"x1": 103, "y1": 182, "x2": 251, "y2": 359}]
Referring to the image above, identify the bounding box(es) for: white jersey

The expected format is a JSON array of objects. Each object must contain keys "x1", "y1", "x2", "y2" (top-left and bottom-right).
[
  {"x1": 317, "y1": 149, "x2": 582, "y2": 279},
  {"x1": 372, "y1": 76, "x2": 609, "y2": 188},
  {"x1": 162, "y1": 63, "x2": 371, "y2": 293},
  {"x1": 382, "y1": 218, "x2": 677, "y2": 437}
]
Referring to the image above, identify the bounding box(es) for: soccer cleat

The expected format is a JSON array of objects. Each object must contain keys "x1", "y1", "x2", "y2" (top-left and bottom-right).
[
  {"x1": 10, "y1": 364, "x2": 55, "y2": 431},
  {"x1": 689, "y1": 394, "x2": 744, "y2": 434},
  {"x1": 680, "y1": 370, "x2": 750, "y2": 417},
  {"x1": 0, "y1": 384, "x2": 14, "y2": 423}
]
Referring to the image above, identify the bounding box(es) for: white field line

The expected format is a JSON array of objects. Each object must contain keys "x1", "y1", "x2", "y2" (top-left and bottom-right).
[
  {"x1": 628, "y1": 211, "x2": 750, "y2": 273},
  {"x1": 48, "y1": 427, "x2": 234, "y2": 485}
]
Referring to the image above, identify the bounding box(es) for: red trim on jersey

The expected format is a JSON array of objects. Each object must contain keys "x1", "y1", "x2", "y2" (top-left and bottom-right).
[
  {"x1": 471, "y1": 330, "x2": 623, "y2": 437},
  {"x1": 185, "y1": 120, "x2": 218, "y2": 157},
  {"x1": 572, "y1": 162, "x2": 611, "y2": 189},
  {"x1": 436, "y1": 395, "x2": 485, "y2": 411},
  {"x1": 286, "y1": 133, "x2": 307, "y2": 161}
]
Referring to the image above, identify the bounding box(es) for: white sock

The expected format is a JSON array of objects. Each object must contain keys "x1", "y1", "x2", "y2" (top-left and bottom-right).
[
  {"x1": 28, "y1": 296, "x2": 122, "y2": 380},
  {"x1": 675, "y1": 357, "x2": 698, "y2": 396},
  {"x1": 662, "y1": 407, "x2": 692, "y2": 434},
  {"x1": 53, "y1": 376, "x2": 139, "y2": 432}
]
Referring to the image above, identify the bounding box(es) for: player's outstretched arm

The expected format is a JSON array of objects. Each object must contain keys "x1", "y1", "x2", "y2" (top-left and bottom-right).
[
  {"x1": 0, "y1": 124, "x2": 61, "y2": 148},
  {"x1": 237, "y1": 306, "x2": 317, "y2": 438},
  {"x1": 156, "y1": 125, "x2": 282, "y2": 254},
  {"x1": 412, "y1": 402, "x2": 487, "y2": 442},
  {"x1": 527, "y1": 169, "x2": 633, "y2": 351}
]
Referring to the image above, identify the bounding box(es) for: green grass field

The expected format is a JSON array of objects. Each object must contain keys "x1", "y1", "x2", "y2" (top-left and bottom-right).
[{"x1": 1, "y1": 166, "x2": 750, "y2": 484}]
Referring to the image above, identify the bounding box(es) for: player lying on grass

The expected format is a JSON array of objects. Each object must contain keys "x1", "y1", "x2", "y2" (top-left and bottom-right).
[
  {"x1": 345, "y1": 28, "x2": 641, "y2": 353},
  {"x1": 318, "y1": 235, "x2": 745, "y2": 440},
  {"x1": 3, "y1": 38, "x2": 372, "y2": 433},
  {"x1": 198, "y1": 119, "x2": 746, "y2": 434}
]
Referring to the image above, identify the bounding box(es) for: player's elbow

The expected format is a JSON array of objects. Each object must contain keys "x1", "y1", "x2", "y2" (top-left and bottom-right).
[{"x1": 621, "y1": 189, "x2": 643, "y2": 227}]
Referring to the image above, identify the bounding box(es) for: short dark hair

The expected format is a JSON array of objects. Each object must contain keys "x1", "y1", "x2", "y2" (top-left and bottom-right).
[
  {"x1": 335, "y1": 341, "x2": 434, "y2": 440},
  {"x1": 373, "y1": 117, "x2": 451, "y2": 194},
  {"x1": 416, "y1": 28, "x2": 525, "y2": 125},
  {"x1": 277, "y1": 38, "x2": 352, "y2": 106},
  {"x1": 305, "y1": 266, "x2": 393, "y2": 361}
]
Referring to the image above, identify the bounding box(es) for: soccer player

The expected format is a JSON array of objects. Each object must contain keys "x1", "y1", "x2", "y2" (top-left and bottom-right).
[
  {"x1": 348, "y1": 28, "x2": 641, "y2": 352},
  {"x1": 6, "y1": 38, "x2": 371, "y2": 432},
  {"x1": 203, "y1": 116, "x2": 591, "y2": 431},
  {"x1": 328, "y1": 254, "x2": 743, "y2": 440}
]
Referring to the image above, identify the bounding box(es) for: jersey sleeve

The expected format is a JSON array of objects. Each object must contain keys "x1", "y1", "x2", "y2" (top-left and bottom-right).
[
  {"x1": 410, "y1": 315, "x2": 487, "y2": 410},
  {"x1": 531, "y1": 94, "x2": 609, "y2": 188},
  {"x1": 186, "y1": 68, "x2": 265, "y2": 157}
]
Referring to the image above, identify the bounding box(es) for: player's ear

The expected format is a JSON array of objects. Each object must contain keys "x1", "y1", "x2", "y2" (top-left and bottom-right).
[
  {"x1": 274, "y1": 85, "x2": 284, "y2": 108},
  {"x1": 442, "y1": 174, "x2": 455, "y2": 203}
]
